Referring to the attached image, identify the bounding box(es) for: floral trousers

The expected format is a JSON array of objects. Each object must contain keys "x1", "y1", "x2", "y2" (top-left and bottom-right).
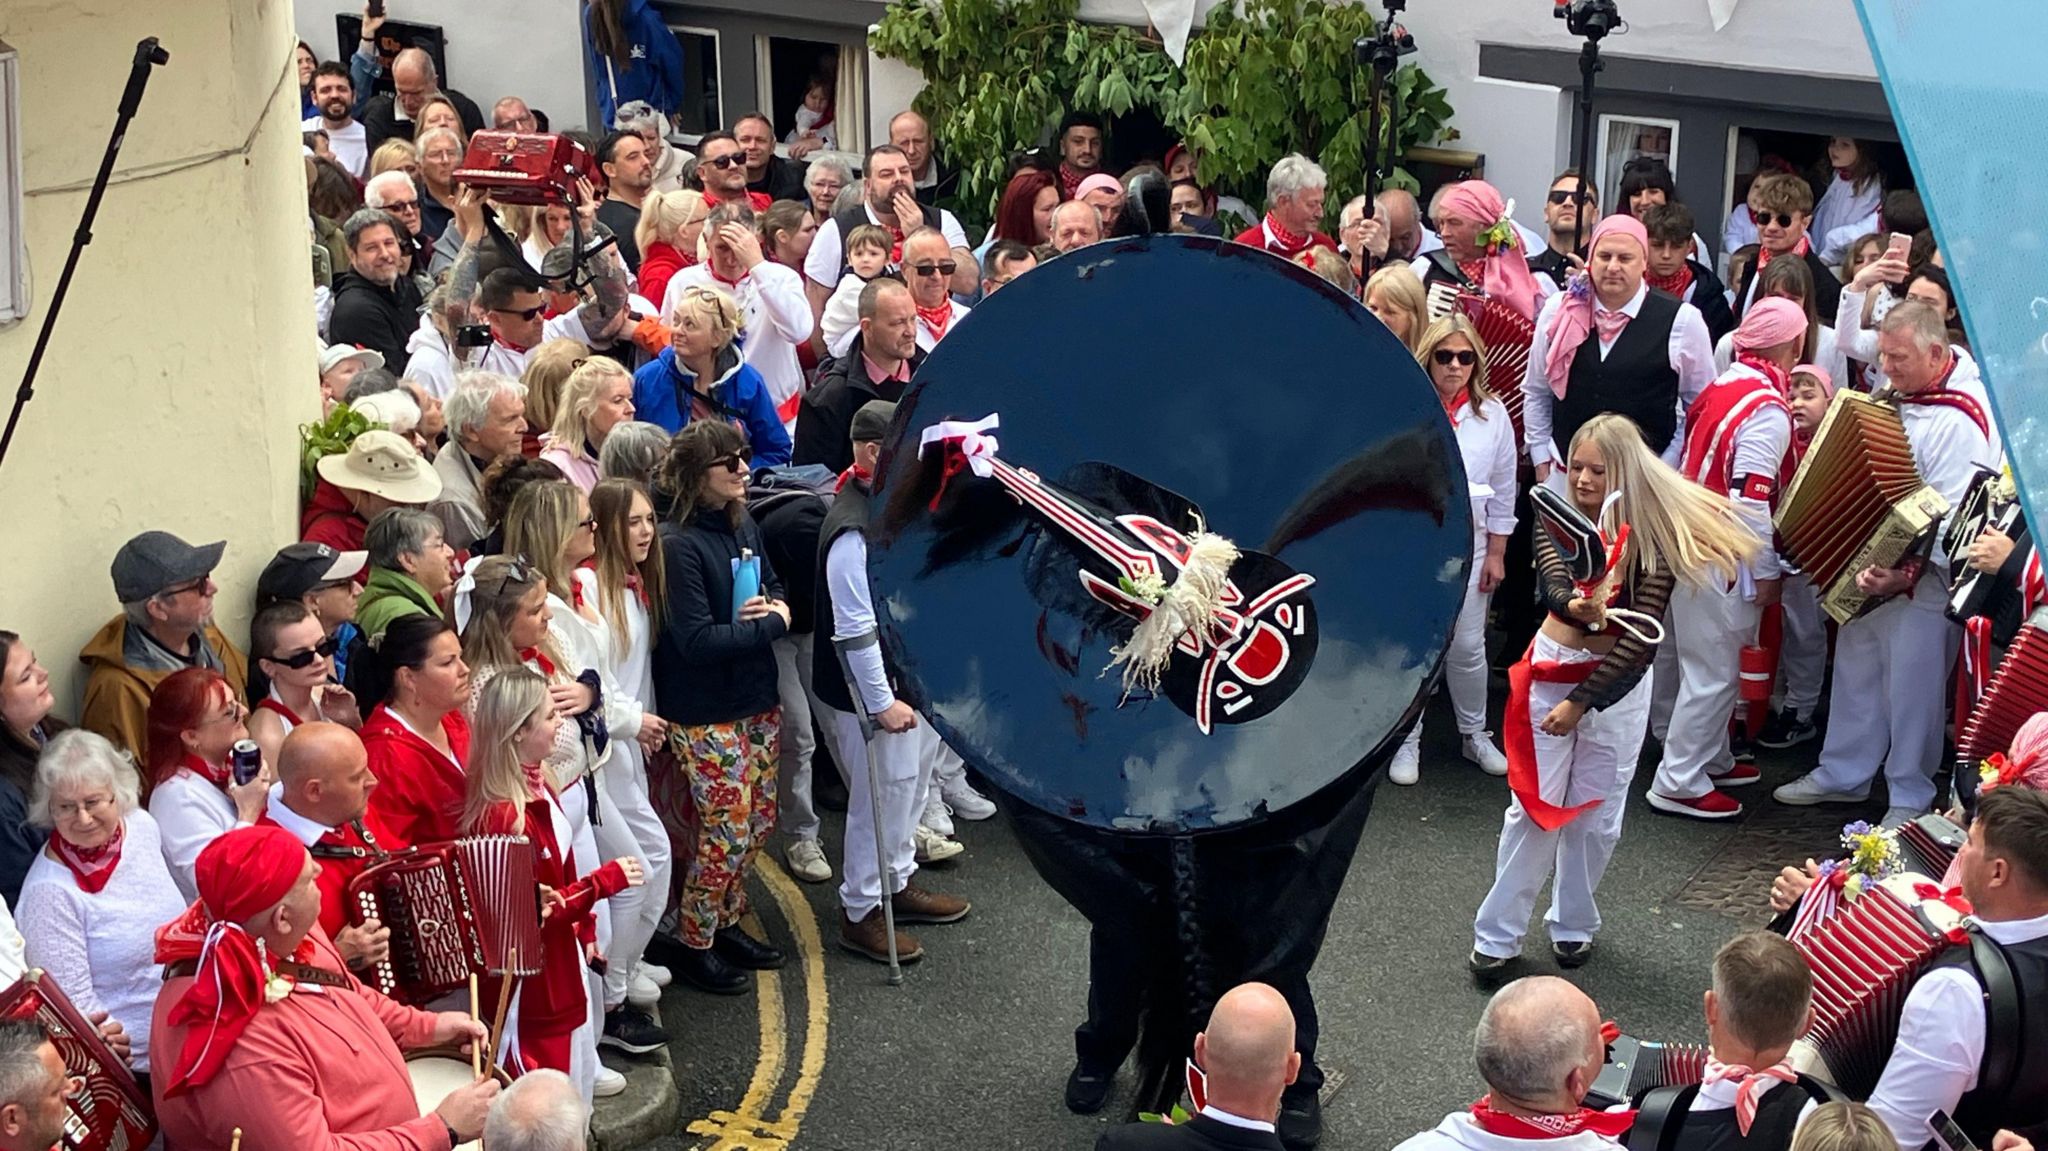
[{"x1": 652, "y1": 708, "x2": 781, "y2": 949}]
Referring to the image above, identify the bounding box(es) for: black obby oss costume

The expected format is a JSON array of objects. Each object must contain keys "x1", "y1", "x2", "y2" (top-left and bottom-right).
[{"x1": 862, "y1": 200, "x2": 1472, "y2": 1116}]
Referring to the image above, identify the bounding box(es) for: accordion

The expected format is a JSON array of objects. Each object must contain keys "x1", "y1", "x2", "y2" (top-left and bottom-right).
[
  {"x1": 1956, "y1": 608, "x2": 2048, "y2": 791},
  {"x1": 1897, "y1": 812, "x2": 1967, "y2": 880},
  {"x1": 1945, "y1": 466, "x2": 2030, "y2": 641},
  {"x1": 0, "y1": 970, "x2": 154, "y2": 1151},
  {"x1": 1585, "y1": 1034, "x2": 1710, "y2": 1109},
  {"x1": 1426, "y1": 282, "x2": 1532, "y2": 444},
  {"x1": 1775, "y1": 389, "x2": 1949, "y2": 624},
  {"x1": 1786, "y1": 873, "x2": 1964, "y2": 1097},
  {"x1": 347, "y1": 836, "x2": 544, "y2": 1005},
  {"x1": 452, "y1": 132, "x2": 596, "y2": 206}
]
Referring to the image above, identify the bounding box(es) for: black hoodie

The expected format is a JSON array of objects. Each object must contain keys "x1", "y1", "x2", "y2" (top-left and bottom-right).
[{"x1": 328, "y1": 269, "x2": 424, "y2": 373}]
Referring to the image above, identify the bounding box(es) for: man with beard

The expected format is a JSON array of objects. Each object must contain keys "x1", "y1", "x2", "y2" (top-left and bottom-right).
[
  {"x1": 327, "y1": 208, "x2": 423, "y2": 374},
  {"x1": 697, "y1": 131, "x2": 772, "y2": 215},
  {"x1": 803, "y1": 145, "x2": 972, "y2": 322},
  {"x1": 1528, "y1": 170, "x2": 1597, "y2": 290},
  {"x1": 362, "y1": 172, "x2": 431, "y2": 290},
  {"x1": 1054, "y1": 110, "x2": 1108, "y2": 200},
  {"x1": 596, "y1": 130, "x2": 657, "y2": 271},
  {"x1": 736, "y1": 113, "x2": 809, "y2": 202},
  {"x1": 302, "y1": 63, "x2": 367, "y2": 178}
]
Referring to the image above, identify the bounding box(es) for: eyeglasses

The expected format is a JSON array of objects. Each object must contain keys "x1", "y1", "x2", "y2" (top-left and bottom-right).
[
  {"x1": 1546, "y1": 190, "x2": 1592, "y2": 206},
  {"x1": 910, "y1": 262, "x2": 958, "y2": 277},
  {"x1": 199, "y1": 699, "x2": 250, "y2": 725},
  {"x1": 710, "y1": 453, "x2": 748, "y2": 474},
  {"x1": 492, "y1": 305, "x2": 546, "y2": 321},
  {"x1": 382, "y1": 199, "x2": 420, "y2": 212},
  {"x1": 1751, "y1": 209, "x2": 1798, "y2": 229},
  {"x1": 269, "y1": 635, "x2": 343, "y2": 670},
  {"x1": 706, "y1": 154, "x2": 747, "y2": 170},
  {"x1": 1432, "y1": 349, "x2": 1479, "y2": 367},
  {"x1": 158, "y1": 577, "x2": 211, "y2": 599}
]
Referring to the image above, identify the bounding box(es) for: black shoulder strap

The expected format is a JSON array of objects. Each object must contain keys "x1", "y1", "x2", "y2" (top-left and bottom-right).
[
  {"x1": 1630, "y1": 1083, "x2": 1701, "y2": 1151},
  {"x1": 1969, "y1": 929, "x2": 2023, "y2": 1102},
  {"x1": 1425, "y1": 249, "x2": 1475, "y2": 291}
]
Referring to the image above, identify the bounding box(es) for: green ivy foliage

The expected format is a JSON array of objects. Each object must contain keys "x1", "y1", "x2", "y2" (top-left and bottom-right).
[{"x1": 870, "y1": 0, "x2": 1456, "y2": 230}]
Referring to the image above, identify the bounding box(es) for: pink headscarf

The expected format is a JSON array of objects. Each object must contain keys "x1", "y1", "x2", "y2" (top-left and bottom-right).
[
  {"x1": 1789, "y1": 364, "x2": 1834, "y2": 397},
  {"x1": 1984, "y1": 713, "x2": 2048, "y2": 794},
  {"x1": 1075, "y1": 174, "x2": 1123, "y2": 200},
  {"x1": 1438, "y1": 181, "x2": 1545, "y2": 324},
  {"x1": 1541, "y1": 215, "x2": 1651, "y2": 398},
  {"x1": 1734, "y1": 297, "x2": 1808, "y2": 352}
]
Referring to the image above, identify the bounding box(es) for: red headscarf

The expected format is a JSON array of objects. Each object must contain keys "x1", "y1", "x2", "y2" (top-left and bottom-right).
[
  {"x1": 158, "y1": 826, "x2": 314, "y2": 1096},
  {"x1": 1542, "y1": 215, "x2": 1650, "y2": 397},
  {"x1": 1438, "y1": 181, "x2": 1545, "y2": 323}
]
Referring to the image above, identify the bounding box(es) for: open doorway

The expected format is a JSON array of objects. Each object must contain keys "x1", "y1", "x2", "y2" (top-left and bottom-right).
[
  {"x1": 763, "y1": 35, "x2": 839, "y2": 139},
  {"x1": 1724, "y1": 128, "x2": 1913, "y2": 224}
]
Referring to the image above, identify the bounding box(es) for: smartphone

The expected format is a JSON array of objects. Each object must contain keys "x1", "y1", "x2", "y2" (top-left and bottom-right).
[
  {"x1": 1929, "y1": 1110, "x2": 1978, "y2": 1151},
  {"x1": 367, "y1": 0, "x2": 385, "y2": 17}
]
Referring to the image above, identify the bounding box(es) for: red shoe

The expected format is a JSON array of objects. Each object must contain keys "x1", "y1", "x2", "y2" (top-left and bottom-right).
[
  {"x1": 1648, "y1": 788, "x2": 1744, "y2": 820},
  {"x1": 1708, "y1": 762, "x2": 1762, "y2": 787}
]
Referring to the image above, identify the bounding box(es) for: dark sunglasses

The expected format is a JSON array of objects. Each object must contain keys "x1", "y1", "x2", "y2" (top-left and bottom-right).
[
  {"x1": 711, "y1": 453, "x2": 748, "y2": 474},
  {"x1": 1432, "y1": 349, "x2": 1478, "y2": 367},
  {"x1": 269, "y1": 635, "x2": 342, "y2": 669},
  {"x1": 706, "y1": 154, "x2": 747, "y2": 170},
  {"x1": 479, "y1": 556, "x2": 536, "y2": 600},
  {"x1": 1750, "y1": 208, "x2": 1798, "y2": 229},
  {"x1": 382, "y1": 198, "x2": 421, "y2": 212},
  {"x1": 910, "y1": 262, "x2": 958, "y2": 277},
  {"x1": 492, "y1": 304, "x2": 546, "y2": 321},
  {"x1": 1546, "y1": 189, "x2": 1592, "y2": 206}
]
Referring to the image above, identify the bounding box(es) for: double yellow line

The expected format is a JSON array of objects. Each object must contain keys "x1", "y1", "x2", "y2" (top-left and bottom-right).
[{"x1": 686, "y1": 857, "x2": 831, "y2": 1150}]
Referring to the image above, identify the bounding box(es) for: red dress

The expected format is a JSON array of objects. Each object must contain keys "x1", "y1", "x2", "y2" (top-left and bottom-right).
[{"x1": 360, "y1": 705, "x2": 470, "y2": 847}]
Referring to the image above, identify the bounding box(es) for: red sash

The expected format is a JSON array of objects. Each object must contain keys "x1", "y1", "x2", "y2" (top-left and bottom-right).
[
  {"x1": 257, "y1": 696, "x2": 305, "y2": 726},
  {"x1": 1680, "y1": 367, "x2": 1794, "y2": 504},
  {"x1": 1502, "y1": 646, "x2": 1604, "y2": 831}
]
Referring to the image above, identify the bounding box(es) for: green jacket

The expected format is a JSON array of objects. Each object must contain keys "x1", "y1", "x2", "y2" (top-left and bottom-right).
[{"x1": 353, "y1": 566, "x2": 443, "y2": 642}]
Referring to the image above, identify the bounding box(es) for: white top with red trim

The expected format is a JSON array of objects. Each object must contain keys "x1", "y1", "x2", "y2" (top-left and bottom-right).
[
  {"x1": 1894, "y1": 358, "x2": 1998, "y2": 570},
  {"x1": 1682, "y1": 362, "x2": 1793, "y2": 581}
]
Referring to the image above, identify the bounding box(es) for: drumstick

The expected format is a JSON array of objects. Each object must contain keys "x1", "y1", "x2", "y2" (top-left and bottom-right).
[
  {"x1": 468, "y1": 973, "x2": 482, "y2": 1078},
  {"x1": 230, "y1": 1130, "x2": 242, "y2": 1151},
  {"x1": 487, "y1": 950, "x2": 517, "y2": 1079}
]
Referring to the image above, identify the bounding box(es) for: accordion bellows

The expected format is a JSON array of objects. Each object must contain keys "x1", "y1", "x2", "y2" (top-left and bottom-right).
[
  {"x1": 1776, "y1": 390, "x2": 1949, "y2": 624},
  {"x1": 0, "y1": 970, "x2": 154, "y2": 1151},
  {"x1": 1427, "y1": 284, "x2": 1532, "y2": 442},
  {"x1": 348, "y1": 836, "x2": 545, "y2": 1005},
  {"x1": 1958, "y1": 608, "x2": 2048, "y2": 778}
]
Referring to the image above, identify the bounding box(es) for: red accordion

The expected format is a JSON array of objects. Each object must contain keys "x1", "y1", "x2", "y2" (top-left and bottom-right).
[
  {"x1": 452, "y1": 132, "x2": 595, "y2": 206},
  {"x1": 347, "y1": 836, "x2": 544, "y2": 1005},
  {"x1": 0, "y1": 970, "x2": 154, "y2": 1151},
  {"x1": 1428, "y1": 283, "x2": 1532, "y2": 443},
  {"x1": 1775, "y1": 390, "x2": 1949, "y2": 624},
  {"x1": 1789, "y1": 874, "x2": 1963, "y2": 1097},
  {"x1": 1898, "y1": 813, "x2": 1967, "y2": 880},
  {"x1": 1958, "y1": 609, "x2": 2048, "y2": 782}
]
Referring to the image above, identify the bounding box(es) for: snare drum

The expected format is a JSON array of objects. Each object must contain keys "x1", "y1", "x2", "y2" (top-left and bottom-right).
[{"x1": 407, "y1": 1049, "x2": 510, "y2": 1151}]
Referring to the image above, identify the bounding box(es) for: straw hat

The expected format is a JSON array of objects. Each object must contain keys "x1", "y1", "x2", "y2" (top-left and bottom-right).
[{"x1": 315, "y1": 429, "x2": 443, "y2": 505}]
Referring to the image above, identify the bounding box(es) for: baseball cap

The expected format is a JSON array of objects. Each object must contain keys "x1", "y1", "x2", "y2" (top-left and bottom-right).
[
  {"x1": 850, "y1": 400, "x2": 899, "y2": 444},
  {"x1": 111, "y1": 531, "x2": 227, "y2": 604},
  {"x1": 319, "y1": 344, "x2": 385, "y2": 375},
  {"x1": 258, "y1": 542, "x2": 368, "y2": 603}
]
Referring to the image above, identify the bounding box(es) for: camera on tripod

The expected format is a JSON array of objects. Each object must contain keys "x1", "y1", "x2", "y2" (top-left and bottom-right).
[{"x1": 1554, "y1": 0, "x2": 1621, "y2": 40}]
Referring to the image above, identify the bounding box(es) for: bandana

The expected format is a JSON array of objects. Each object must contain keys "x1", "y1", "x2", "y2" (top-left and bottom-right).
[
  {"x1": 836, "y1": 463, "x2": 873, "y2": 493},
  {"x1": 916, "y1": 302, "x2": 955, "y2": 342},
  {"x1": 1469, "y1": 1097, "x2": 1637, "y2": 1140},
  {"x1": 1644, "y1": 263, "x2": 1694, "y2": 301},
  {"x1": 521, "y1": 761, "x2": 551, "y2": 798},
  {"x1": 1701, "y1": 1059, "x2": 1796, "y2": 1136},
  {"x1": 1261, "y1": 213, "x2": 1315, "y2": 257},
  {"x1": 179, "y1": 751, "x2": 232, "y2": 790},
  {"x1": 1756, "y1": 235, "x2": 1811, "y2": 272},
  {"x1": 1439, "y1": 181, "x2": 1545, "y2": 323},
  {"x1": 493, "y1": 335, "x2": 532, "y2": 356},
  {"x1": 520, "y1": 647, "x2": 558, "y2": 677},
  {"x1": 1543, "y1": 216, "x2": 1651, "y2": 397},
  {"x1": 1057, "y1": 163, "x2": 1088, "y2": 201},
  {"x1": 1734, "y1": 297, "x2": 1808, "y2": 355},
  {"x1": 51, "y1": 821, "x2": 127, "y2": 895},
  {"x1": 1981, "y1": 713, "x2": 2048, "y2": 793},
  {"x1": 1439, "y1": 388, "x2": 1469, "y2": 428}
]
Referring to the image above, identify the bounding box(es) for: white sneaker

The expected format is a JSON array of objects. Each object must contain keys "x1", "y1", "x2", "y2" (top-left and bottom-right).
[
  {"x1": 593, "y1": 1066, "x2": 627, "y2": 1097},
  {"x1": 1772, "y1": 773, "x2": 1870, "y2": 806},
  {"x1": 626, "y1": 971, "x2": 662, "y2": 1010},
  {"x1": 1389, "y1": 738, "x2": 1420, "y2": 786},
  {"x1": 785, "y1": 837, "x2": 832, "y2": 883},
  {"x1": 1462, "y1": 733, "x2": 1509, "y2": 776},
  {"x1": 921, "y1": 792, "x2": 956, "y2": 838},
  {"x1": 914, "y1": 825, "x2": 965, "y2": 863},
  {"x1": 634, "y1": 960, "x2": 672, "y2": 988},
  {"x1": 941, "y1": 777, "x2": 998, "y2": 821}
]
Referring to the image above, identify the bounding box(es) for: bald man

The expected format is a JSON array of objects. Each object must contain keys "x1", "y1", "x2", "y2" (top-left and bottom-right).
[
  {"x1": 256, "y1": 721, "x2": 395, "y2": 971},
  {"x1": 890, "y1": 110, "x2": 958, "y2": 206},
  {"x1": 1095, "y1": 983, "x2": 1296, "y2": 1150},
  {"x1": 362, "y1": 47, "x2": 485, "y2": 152},
  {"x1": 1393, "y1": 977, "x2": 1629, "y2": 1151}
]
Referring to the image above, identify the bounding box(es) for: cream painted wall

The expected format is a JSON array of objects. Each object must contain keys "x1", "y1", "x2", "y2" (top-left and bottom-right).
[
  {"x1": 0, "y1": 0, "x2": 317, "y2": 710},
  {"x1": 293, "y1": 0, "x2": 590, "y2": 132}
]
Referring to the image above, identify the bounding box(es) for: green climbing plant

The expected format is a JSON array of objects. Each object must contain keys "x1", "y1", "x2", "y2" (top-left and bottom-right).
[{"x1": 869, "y1": 0, "x2": 1456, "y2": 229}]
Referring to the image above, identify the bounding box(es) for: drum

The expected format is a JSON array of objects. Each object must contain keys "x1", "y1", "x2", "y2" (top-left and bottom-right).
[{"x1": 406, "y1": 1050, "x2": 511, "y2": 1151}]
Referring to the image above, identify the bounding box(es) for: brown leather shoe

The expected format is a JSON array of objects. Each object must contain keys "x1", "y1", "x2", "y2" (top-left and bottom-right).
[
  {"x1": 839, "y1": 908, "x2": 923, "y2": 964},
  {"x1": 891, "y1": 884, "x2": 971, "y2": 924}
]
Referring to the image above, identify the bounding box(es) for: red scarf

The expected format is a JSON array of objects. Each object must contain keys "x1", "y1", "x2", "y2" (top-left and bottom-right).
[
  {"x1": 1057, "y1": 164, "x2": 1087, "y2": 201},
  {"x1": 1755, "y1": 235, "x2": 1810, "y2": 272},
  {"x1": 520, "y1": 760, "x2": 551, "y2": 797},
  {"x1": 1439, "y1": 388, "x2": 1469, "y2": 427},
  {"x1": 1458, "y1": 257, "x2": 1490, "y2": 285},
  {"x1": 520, "y1": 647, "x2": 558, "y2": 677},
  {"x1": 1469, "y1": 1097, "x2": 1637, "y2": 1140},
  {"x1": 1735, "y1": 351, "x2": 1791, "y2": 397},
  {"x1": 1896, "y1": 352, "x2": 1991, "y2": 438},
  {"x1": 1701, "y1": 1059, "x2": 1796, "y2": 1136},
  {"x1": 493, "y1": 330, "x2": 532, "y2": 355},
  {"x1": 51, "y1": 821, "x2": 127, "y2": 894},
  {"x1": 836, "y1": 463, "x2": 872, "y2": 493},
  {"x1": 1262, "y1": 213, "x2": 1313, "y2": 257},
  {"x1": 708, "y1": 263, "x2": 745, "y2": 289},
  {"x1": 180, "y1": 751, "x2": 232, "y2": 789},
  {"x1": 1645, "y1": 263, "x2": 1695, "y2": 301},
  {"x1": 916, "y1": 302, "x2": 954, "y2": 342}
]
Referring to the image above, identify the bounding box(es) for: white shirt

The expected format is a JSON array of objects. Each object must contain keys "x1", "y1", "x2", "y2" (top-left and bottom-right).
[
  {"x1": 148, "y1": 768, "x2": 246, "y2": 903},
  {"x1": 1199, "y1": 1104, "x2": 1276, "y2": 1134},
  {"x1": 1689, "y1": 363, "x2": 1795, "y2": 581},
  {"x1": 1392, "y1": 1112, "x2": 1624, "y2": 1151},
  {"x1": 477, "y1": 309, "x2": 595, "y2": 379},
  {"x1": 1896, "y1": 357, "x2": 1999, "y2": 570},
  {"x1": 405, "y1": 315, "x2": 464, "y2": 400},
  {"x1": 306, "y1": 116, "x2": 368, "y2": 179},
  {"x1": 264, "y1": 785, "x2": 338, "y2": 846},
  {"x1": 822, "y1": 273, "x2": 868, "y2": 359},
  {"x1": 803, "y1": 204, "x2": 972, "y2": 290},
  {"x1": 1450, "y1": 395, "x2": 1520, "y2": 551},
  {"x1": 662, "y1": 262, "x2": 814, "y2": 431},
  {"x1": 1811, "y1": 177, "x2": 1884, "y2": 258},
  {"x1": 1520, "y1": 282, "x2": 1719, "y2": 469},
  {"x1": 1856, "y1": 907, "x2": 2048, "y2": 1151},
  {"x1": 914, "y1": 298, "x2": 972, "y2": 353},
  {"x1": 826, "y1": 530, "x2": 893, "y2": 715},
  {"x1": 0, "y1": 896, "x2": 25, "y2": 985},
  {"x1": 1818, "y1": 211, "x2": 1881, "y2": 271}
]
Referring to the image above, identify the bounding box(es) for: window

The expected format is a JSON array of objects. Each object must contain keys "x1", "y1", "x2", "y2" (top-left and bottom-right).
[
  {"x1": 0, "y1": 41, "x2": 20, "y2": 324},
  {"x1": 760, "y1": 35, "x2": 840, "y2": 140},
  {"x1": 1597, "y1": 113, "x2": 1681, "y2": 211},
  {"x1": 666, "y1": 26, "x2": 722, "y2": 137}
]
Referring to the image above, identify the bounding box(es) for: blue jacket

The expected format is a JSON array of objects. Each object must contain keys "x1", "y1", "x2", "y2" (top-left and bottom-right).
[
  {"x1": 632, "y1": 345, "x2": 792, "y2": 467},
  {"x1": 584, "y1": 0, "x2": 688, "y2": 128}
]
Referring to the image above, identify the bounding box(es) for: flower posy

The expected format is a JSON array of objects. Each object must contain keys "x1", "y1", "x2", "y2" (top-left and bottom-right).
[
  {"x1": 1836, "y1": 820, "x2": 1902, "y2": 897},
  {"x1": 1478, "y1": 199, "x2": 1519, "y2": 255}
]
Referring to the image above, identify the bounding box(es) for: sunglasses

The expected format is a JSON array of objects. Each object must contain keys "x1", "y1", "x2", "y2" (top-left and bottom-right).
[
  {"x1": 158, "y1": 577, "x2": 211, "y2": 599},
  {"x1": 1750, "y1": 208, "x2": 1798, "y2": 229},
  {"x1": 479, "y1": 556, "x2": 536, "y2": 601},
  {"x1": 492, "y1": 305, "x2": 546, "y2": 321},
  {"x1": 910, "y1": 262, "x2": 958, "y2": 277},
  {"x1": 706, "y1": 154, "x2": 747, "y2": 170},
  {"x1": 1546, "y1": 190, "x2": 1591, "y2": 206},
  {"x1": 1432, "y1": 349, "x2": 1478, "y2": 367},
  {"x1": 382, "y1": 198, "x2": 421, "y2": 212},
  {"x1": 269, "y1": 635, "x2": 343, "y2": 669},
  {"x1": 710, "y1": 453, "x2": 748, "y2": 474}
]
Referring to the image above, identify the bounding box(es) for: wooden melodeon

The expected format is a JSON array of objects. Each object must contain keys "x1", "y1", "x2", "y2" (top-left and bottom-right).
[
  {"x1": 0, "y1": 970, "x2": 154, "y2": 1151},
  {"x1": 1774, "y1": 389, "x2": 1949, "y2": 624},
  {"x1": 1427, "y1": 281, "x2": 1532, "y2": 443},
  {"x1": 347, "y1": 836, "x2": 544, "y2": 1005},
  {"x1": 1956, "y1": 608, "x2": 2048, "y2": 793},
  {"x1": 1585, "y1": 1035, "x2": 1710, "y2": 1109}
]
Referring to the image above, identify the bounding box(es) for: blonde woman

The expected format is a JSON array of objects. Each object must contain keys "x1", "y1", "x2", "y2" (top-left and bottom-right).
[
  {"x1": 367, "y1": 139, "x2": 418, "y2": 181},
  {"x1": 634, "y1": 190, "x2": 709, "y2": 311},
  {"x1": 1365, "y1": 262, "x2": 1429, "y2": 353},
  {"x1": 1390, "y1": 315, "x2": 1517, "y2": 786},
  {"x1": 539, "y1": 358, "x2": 638, "y2": 491},
  {"x1": 1471, "y1": 413, "x2": 1756, "y2": 978},
  {"x1": 627, "y1": 285, "x2": 791, "y2": 464},
  {"x1": 1789, "y1": 1103, "x2": 1897, "y2": 1151},
  {"x1": 520, "y1": 339, "x2": 588, "y2": 456}
]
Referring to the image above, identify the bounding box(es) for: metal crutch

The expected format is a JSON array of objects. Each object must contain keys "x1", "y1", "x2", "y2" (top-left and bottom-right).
[{"x1": 833, "y1": 634, "x2": 904, "y2": 985}]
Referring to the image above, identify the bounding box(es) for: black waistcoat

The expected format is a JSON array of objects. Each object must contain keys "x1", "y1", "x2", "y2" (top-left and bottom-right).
[
  {"x1": 1554, "y1": 288, "x2": 1683, "y2": 455},
  {"x1": 810, "y1": 480, "x2": 900, "y2": 715},
  {"x1": 1944, "y1": 929, "x2": 2048, "y2": 1145}
]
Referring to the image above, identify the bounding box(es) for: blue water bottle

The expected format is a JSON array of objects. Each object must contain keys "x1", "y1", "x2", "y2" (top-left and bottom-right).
[{"x1": 732, "y1": 548, "x2": 762, "y2": 623}]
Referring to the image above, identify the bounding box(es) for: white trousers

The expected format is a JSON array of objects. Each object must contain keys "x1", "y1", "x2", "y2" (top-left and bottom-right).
[
  {"x1": 1651, "y1": 580, "x2": 1759, "y2": 799},
  {"x1": 773, "y1": 634, "x2": 825, "y2": 843},
  {"x1": 822, "y1": 705, "x2": 939, "y2": 920},
  {"x1": 1402, "y1": 564, "x2": 1493, "y2": 751},
  {"x1": 1774, "y1": 573, "x2": 1827, "y2": 715},
  {"x1": 1804, "y1": 573, "x2": 1958, "y2": 812},
  {"x1": 1474, "y1": 633, "x2": 1653, "y2": 956},
  {"x1": 598, "y1": 741, "x2": 674, "y2": 1008}
]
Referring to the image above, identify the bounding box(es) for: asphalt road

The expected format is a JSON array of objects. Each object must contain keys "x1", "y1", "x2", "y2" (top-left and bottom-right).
[{"x1": 634, "y1": 687, "x2": 1885, "y2": 1151}]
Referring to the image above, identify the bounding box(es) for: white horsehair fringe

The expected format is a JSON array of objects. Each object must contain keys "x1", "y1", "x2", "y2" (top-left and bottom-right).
[{"x1": 1104, "y1": 521, "x2": 1241, "y2": 697}]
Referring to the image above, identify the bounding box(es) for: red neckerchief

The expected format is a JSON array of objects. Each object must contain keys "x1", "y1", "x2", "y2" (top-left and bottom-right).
[
  {"x1": 1895, "y1": 352, "x2": 1991, "y2": 438},
  {"x1": 836, "y1": 463, "x2": 872, "y2": 493},
  {"x1": 520, "y1": 760, "x2": 551, "y2": 797},
  {"x1": 181, "y1": 751, "x2": 232, "y2": 789},
  {"x1": 1439, "y1": 388, "x2": 1468, "y2": 428},
  {"x1": 1057, "y1": 164, "x2": 1087, "y2": 200},
  {"x1": 51, "y1": 821, "x2": 127, "y2": 894},
  {"x1": 1736, "y1": 351, "x2": 1791, "y2": 397},
  {"x1": 916, "y1": 302, "x2": 954, "y2": 341},
  {"x1": 520, "y1": 647, "x2": 557, "y2": 677},
  {"x1": 708, "y1": 263, "x2": 745, "y2": 288},
  {"x1": 1701, "y1": 1059, "x2": 1796, "y2": 1136},
  {"x1": 1262, "y1": 213, "x2": 1312, "y2": 256},
  {"x1": 1469, "y1": 1097, "x2": 1636, "y2": 1140},
  {"x1": 625, "y1": 571, "x2": 647, "y2": 607},
  {"x1": 1756, "y1": 235, "x2": 1810, "y2": 271},
  {"x1": 570, "y1": 575, "x2": 590, "y2": 612},
  {"x1": 1645, "y1": 263, "x2": 1695, "y2": 300}
]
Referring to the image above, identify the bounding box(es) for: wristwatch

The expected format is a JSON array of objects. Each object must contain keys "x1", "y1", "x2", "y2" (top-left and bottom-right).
[{"x1": 441, "y1": 1118, "x2": 460, "y2": 1147}]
